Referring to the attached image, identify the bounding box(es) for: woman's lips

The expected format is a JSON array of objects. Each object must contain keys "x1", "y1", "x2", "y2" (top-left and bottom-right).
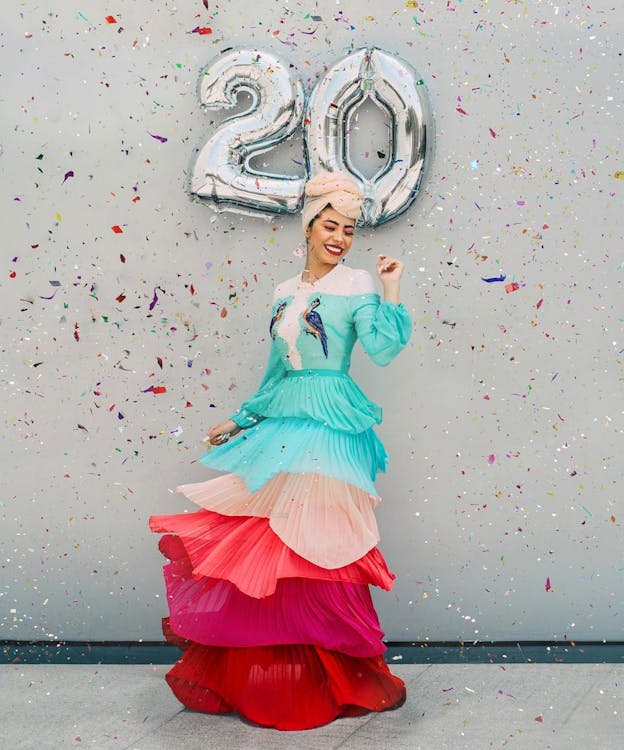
[{"x1": 324, "y1": 244, "x2": 343, "y2": 257}]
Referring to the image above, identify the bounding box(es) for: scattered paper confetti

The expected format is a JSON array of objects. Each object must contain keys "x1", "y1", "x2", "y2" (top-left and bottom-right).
[{"x1": 482, "y1": 273, "x2": 506, "y2": 283}]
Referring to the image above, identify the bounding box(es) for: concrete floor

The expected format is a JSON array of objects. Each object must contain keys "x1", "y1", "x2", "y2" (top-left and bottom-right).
[{"x1": 3, "y1": 663, "x2": 623, "y2": 750}]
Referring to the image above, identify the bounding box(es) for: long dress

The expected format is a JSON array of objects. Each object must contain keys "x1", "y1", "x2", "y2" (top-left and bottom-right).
[{"x1": 148, "y1": 262, "x2": 412, "y2": 730}]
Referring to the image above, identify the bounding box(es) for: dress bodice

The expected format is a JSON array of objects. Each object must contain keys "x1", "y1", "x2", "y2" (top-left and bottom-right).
[{"x1": 229, "y1": 263, "x2": 412, "y2": 433}]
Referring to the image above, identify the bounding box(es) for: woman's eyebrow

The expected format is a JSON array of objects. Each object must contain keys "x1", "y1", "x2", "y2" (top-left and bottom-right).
[{"x1": 323, "y1": 219, "x2": 355, "y2": 229}]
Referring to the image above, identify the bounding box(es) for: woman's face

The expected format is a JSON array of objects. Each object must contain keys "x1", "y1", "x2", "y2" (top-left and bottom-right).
[{"x1": 305, "y1": 206, "x2": 355, "y2": 266}]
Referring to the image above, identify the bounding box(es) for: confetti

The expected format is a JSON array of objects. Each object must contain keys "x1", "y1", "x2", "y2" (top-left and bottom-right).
[
  {"x1": 148, "y1": 133, "x2": 168, "y2": 144},
  {"x1": 143, "y1": 386, "x2": 167, "y2": 395},
  {"x1": 111, "y1": 225, "x2": 123, "y2": 234},
  {"x1": 505, "y1": 282, "x2": 519, "y2": 293},
  {"x1": 545, "y1": 577, "x2": 551, "y2": 592},
  {"x1": 149, "y1": 287, "x2": 160, "y2": 311},
  {"x1": 481, "y1": 273, "x2": 506, "y2": 283}
]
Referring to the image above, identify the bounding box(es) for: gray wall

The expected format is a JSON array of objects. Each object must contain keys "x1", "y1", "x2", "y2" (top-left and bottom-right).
[{"x1": 2, "y1": 1, "x2": 622, "y2": 643}]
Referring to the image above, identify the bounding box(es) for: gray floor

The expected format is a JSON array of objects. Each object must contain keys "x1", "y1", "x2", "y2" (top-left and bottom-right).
[{"x1": 3, "y1": 663, "x2": 623, "y2": 750}]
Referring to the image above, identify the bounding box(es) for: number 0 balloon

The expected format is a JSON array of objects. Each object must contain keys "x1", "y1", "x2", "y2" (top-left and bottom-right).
[
  {"x1": 305, "y1": 47, "x2": 433, "y2": 226},
  {"x1": 190, "y1": 47, "x2": 433, "y2": 227}
]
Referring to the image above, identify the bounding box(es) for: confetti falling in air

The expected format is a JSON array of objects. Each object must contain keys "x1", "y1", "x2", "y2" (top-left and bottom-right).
[
  {"x1": 481, "y1": 273, "x2": 506, "y2": 283},
  {"x1": 2, "y1": 0, "x2": 622, "y2": 660},
  {"x1": 149, "y1": 287, "x2": 160, "y2": 311}
]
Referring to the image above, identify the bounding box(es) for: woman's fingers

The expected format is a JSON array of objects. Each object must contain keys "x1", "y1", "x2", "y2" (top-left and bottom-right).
[
  {"x1": 205, "y1": 422, "x2": 230, "y2": 444},
  {"x1": 377, "y1": 254, "x2": 404, "y2": 276}
]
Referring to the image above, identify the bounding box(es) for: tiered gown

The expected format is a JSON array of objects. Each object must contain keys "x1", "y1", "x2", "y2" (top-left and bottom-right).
[{"x1": 149, "y1": 263, "x2": 412, "y2": 730}]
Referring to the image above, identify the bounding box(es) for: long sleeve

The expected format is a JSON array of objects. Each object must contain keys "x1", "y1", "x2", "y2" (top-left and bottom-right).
[
  {"x1": 349, "y1": 272, "x2": 412, "y2": 367},
  {"x1": 228, "y1": 336, "x2": 287, "y2": 429}
]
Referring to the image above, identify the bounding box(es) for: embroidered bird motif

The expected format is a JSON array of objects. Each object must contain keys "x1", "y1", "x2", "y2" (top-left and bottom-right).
[
  {"x1": 269, "y1": 301, "x2": 288, "y2": 339},
  {"x1": 302, "y1": 297, "x2": 328, "y2": 357}
]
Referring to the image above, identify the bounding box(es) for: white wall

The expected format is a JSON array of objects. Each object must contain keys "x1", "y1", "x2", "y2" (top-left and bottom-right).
[{"x1": 2, "y1": 0, "x2": 623, "y2": 643}]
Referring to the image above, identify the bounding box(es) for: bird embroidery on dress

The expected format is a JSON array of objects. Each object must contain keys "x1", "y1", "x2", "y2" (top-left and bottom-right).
[
  {"x1": 269, "y1": 301, "x2": 288, "y2": 340},
  {"x1": 302, "y1": 297, "x2": 328, "y2": 357}
]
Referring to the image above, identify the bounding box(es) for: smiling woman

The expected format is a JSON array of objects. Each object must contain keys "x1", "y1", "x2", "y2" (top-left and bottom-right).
[{"x1": 149, "y1": 170, "x2": 413, "y2": 730}]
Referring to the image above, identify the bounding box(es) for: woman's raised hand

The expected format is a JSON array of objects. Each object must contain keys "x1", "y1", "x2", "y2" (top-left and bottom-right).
[
  {"x1": 377, "y1": 254, "x2": 404, "y2": 304},
  {"x1": 205, "y1": 419, "x2": 241, "y2": 446},
  {"x1": 376, "y1": 254, "x2": 404, "y2": 283}
]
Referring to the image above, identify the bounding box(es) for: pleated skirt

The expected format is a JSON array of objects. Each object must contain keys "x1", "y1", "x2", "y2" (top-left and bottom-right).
[{"x1": 148, "y1": 415, "x2": 406, "y2": 730}]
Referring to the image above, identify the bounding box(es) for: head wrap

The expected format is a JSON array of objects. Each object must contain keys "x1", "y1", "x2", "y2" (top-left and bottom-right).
[{"x1": 301, "y1": 171, "x2": 362, "y2": 232}]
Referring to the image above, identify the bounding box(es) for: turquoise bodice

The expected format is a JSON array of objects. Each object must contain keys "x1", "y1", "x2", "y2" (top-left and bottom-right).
[{"x1": 229, "y1": 264, "x2": 412, "y2": 434}]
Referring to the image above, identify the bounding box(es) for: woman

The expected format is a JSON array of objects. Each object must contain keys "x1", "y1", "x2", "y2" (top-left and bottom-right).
[{"x1": 149, "y1": 171, "x2": 412, "y2": 730}]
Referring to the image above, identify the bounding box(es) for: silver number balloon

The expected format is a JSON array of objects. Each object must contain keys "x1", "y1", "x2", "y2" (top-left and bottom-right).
[
  {"x1": 191, "y1": 48, "x2": 305, "y2": 217},
  {"x1": 304, "y1": 47, "x2": 433, "y2": 226}
]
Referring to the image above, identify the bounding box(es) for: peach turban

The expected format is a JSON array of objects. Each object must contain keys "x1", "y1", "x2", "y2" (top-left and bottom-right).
[{"x1": 301, "y1": 171, "x2": 363, "y2": 232}]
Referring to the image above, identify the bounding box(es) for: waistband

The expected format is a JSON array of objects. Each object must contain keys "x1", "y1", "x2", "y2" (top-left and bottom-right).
[{"x1": 285, "y1": 368, "x2": 349, "y2": 378}]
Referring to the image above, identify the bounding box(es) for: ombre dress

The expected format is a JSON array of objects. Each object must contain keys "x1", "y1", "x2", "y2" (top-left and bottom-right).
[{"x1": 149, "y1": 263, "x2": 412, "y2": 730}]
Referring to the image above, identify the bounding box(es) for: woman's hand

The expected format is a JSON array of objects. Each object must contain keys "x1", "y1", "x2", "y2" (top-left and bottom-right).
[
  {"x1": 204, "y1": 419, "x2": 241, "y2": 446},
  {"x1": 377, "y1": 254, "x2": 404, "y2": 304}
]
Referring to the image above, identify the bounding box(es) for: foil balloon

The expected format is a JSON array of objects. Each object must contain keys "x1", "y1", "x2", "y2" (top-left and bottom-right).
[
  {"x1": 191, "y1": 48, "x2": 305, "y2": 217},
  {"x1": 304, "y1": 47, "x2": 433, "y2": 227}
]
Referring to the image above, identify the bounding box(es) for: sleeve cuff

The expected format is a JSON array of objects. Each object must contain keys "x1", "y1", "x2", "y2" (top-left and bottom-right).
[{"x1": 229, "y1": 408, "x2": 264, "y2": 429}]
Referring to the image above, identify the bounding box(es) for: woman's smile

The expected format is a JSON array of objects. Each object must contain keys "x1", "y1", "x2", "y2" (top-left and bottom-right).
[{"x1": 324, "y1": 244, "x2": 344, "y2": 257}]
